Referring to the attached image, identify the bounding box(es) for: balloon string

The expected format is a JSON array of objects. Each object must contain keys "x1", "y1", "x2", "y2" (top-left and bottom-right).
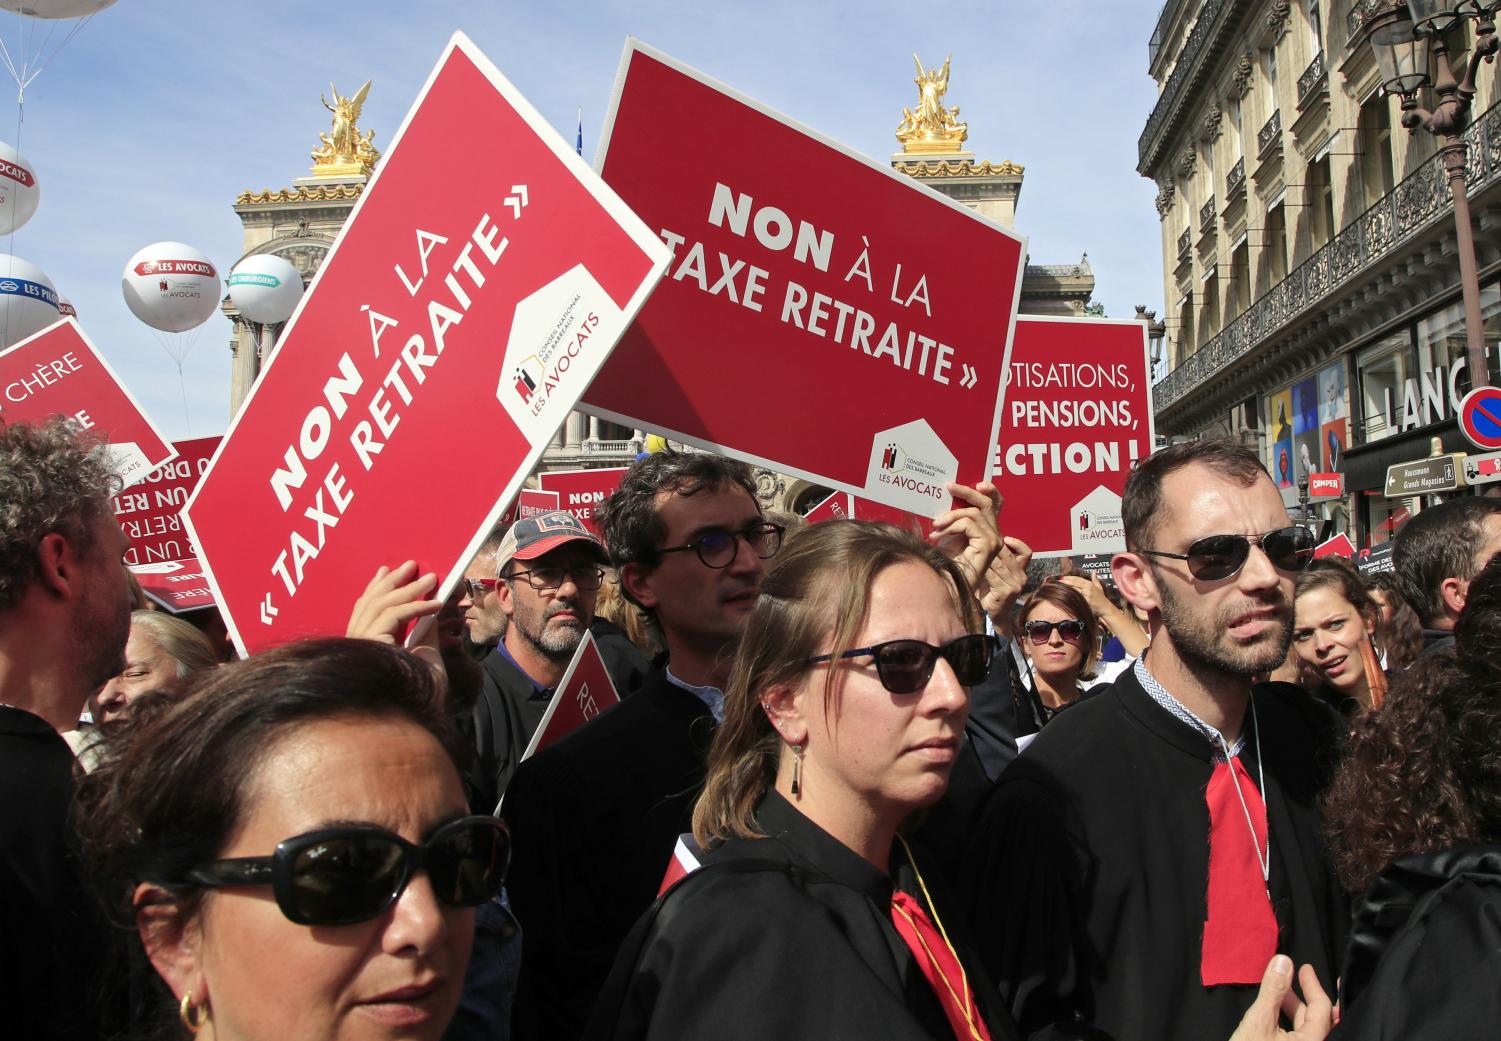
[{"x1": 176, "y1": 359, "x2": 192, "y2": 437}]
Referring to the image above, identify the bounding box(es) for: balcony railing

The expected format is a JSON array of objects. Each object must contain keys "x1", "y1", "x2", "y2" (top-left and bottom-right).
[
  {"x1": 1200, "y1": 196, "x2": 1217, "y2": 230},
  {"x1": 1153, "y1": 98, "x2": 1501, "y2": 413},
  {"x1": 581, "y1": 439, "x2": 641, "y2": 455},
  {"x1": 1177, "y1": 227, "x2": 1192, "y2": 258},
  {"x1": 1226, "y1": 156, "x2": 1246, "y2": 197},
  {"x1": 1139, "y1": 0, "x2": 1230, "y2": 169},
  {"x1": 1258, "y1": 109, "x2": 1282, "y2": 157},
  {"x1": 1297, "y1": 51, "x2": 1326, "y2": 107}
]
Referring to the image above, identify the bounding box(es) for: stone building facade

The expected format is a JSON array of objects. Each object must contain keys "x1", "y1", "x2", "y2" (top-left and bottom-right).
[{"x1": 1144, "y1": 0, "x2": 1501, "y2": 544}]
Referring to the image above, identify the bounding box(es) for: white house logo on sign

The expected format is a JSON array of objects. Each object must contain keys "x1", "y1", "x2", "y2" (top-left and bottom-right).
[
  {"x1": 497, "y1": 262, "x2": 624, "y2": 444},
  {"x1": 865, "y1": 418, "x2": 957, "y2": 515},
  {"x1": 1070, "y1": 484, "x2": 1125, "y2": 553}
]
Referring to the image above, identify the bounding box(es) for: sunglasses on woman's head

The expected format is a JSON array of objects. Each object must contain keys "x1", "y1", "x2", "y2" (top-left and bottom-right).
[
  {"x1": 183, "y1": 815, "x2": 509, "y2": 927},
  {"x1": 806, "y1": 633, "x2": 994, "y2": 694},
  {"x1": 1023, "y1": 619, "x2": 1087, "y2": 645},
  {"x1": 1136, "y1": 525, "x2": 1314, "y2": 582}
]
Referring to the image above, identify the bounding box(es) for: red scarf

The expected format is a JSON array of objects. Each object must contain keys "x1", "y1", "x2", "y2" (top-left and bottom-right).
[
  {"x1": 1200, "y1": 756, "x2": 1278, "y2": 985},
  {"x1": 890, "y1": 889, "x2": 991, "y2": 1041}
]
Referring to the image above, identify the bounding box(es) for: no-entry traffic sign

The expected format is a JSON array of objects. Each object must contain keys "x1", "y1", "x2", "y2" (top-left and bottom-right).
[{"x1": 1459, "y1": 385, "x2": 1501, "y2": 451}]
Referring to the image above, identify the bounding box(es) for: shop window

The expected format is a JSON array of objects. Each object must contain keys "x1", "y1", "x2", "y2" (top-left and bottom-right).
[
  {"x1": 1356, "y1": 332, "x2": 1411, "y2": 442},
  {"x1": 1415, "y1": 282, "x2": 1501, "y2": 393}
]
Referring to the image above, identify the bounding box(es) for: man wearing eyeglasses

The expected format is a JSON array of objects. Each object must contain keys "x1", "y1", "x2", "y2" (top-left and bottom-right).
[
  {"x1": 503, "y1": 452, "x2": 780, "y2": 1041},
  {"x1": 469, "y1": 511, "x2": 613, "y2": 813},
  {"x1": 964, "y1": 438, "x2": 1346, "y2": 1041}
]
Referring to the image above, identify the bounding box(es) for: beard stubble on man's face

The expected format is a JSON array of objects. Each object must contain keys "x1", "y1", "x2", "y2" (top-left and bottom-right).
[{"x1": 1153, "y1": 566, "x2": 1294, "y2": 679}]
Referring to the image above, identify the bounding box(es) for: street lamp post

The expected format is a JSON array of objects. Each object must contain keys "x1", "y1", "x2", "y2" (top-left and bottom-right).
[{"x1": 1370, "y1": 0, "x2": 1499, "y2": 389}]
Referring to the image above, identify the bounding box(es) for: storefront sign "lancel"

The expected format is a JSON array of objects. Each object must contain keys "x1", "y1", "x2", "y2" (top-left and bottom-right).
[{"x1": 1385, "y1": 349, "x2": 1501, "y2": 433}]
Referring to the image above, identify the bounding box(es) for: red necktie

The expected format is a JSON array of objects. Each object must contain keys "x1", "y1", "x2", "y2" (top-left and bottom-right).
[
  {"x1": 1200, "y1": 757, "x2": 1278, "y2": 985},
  {"x1": 890, "y1": 890, "x2": 991, "y2": 1041}
]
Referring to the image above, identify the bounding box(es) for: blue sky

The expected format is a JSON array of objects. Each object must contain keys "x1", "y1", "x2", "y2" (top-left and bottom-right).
[{"x1": 2, "y1": 0, "x2": 1164, "y2": 440}]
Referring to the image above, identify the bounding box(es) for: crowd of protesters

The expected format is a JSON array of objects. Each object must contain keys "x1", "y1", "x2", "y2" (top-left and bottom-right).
[{"x1": 4, "y1": 415, "x2": 1501, "y2": 1041}]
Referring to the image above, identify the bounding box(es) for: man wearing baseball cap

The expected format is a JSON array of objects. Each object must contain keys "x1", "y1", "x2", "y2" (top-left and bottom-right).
[{"x1": 470, "y1": 510, "x2": 612, "y2": 811}]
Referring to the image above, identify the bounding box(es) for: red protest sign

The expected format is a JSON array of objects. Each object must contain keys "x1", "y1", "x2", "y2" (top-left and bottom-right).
[
  {"x1": 581, "y1": 41, "x2": 1026, "y2": 519},
  {"x1": 184, "y1": 33, "x2": 668, "y2": 656},
  {"x1": 803, "y1": 490, "x2": 851, "y2": 524},
  {"x1": 1314, "y1": 533, "x2": 1356, "y2": 560},
  {"x1": 537, "y1": 466, "x2": 627, "y2": 535},
  {"x1": 516, "y1": 489, "x2": 561, "y2": 519},
  {"x1": 113, "y1": 436, "x2": 220, "y2": 568},
  {"x1": 0, "y1": 318, "x2": 176, "y2": 488},
  {"x1": 130, "y1": 555, "x2": 217, "y2": 614},
  {"x1": 991, "y1": 316, "x2": 1154, "y2": 557},
  {"x1": 520, "y1": 630, "x2": 620, "y2": 760}
]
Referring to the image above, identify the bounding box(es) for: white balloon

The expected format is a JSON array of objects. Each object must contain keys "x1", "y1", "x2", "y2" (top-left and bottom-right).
[
  {"x1": 0, "y1": 0, "x2": 116, "y2": 18},
  {"x1": 0, "y1": 253, "x2": 58, "y2": 347},
  {"x1": 228, "y1": 254, "x2": 304, "y2": 325},
  {"x1": 0, "y1": 141, "x2": 39, "y2": 235},
  {"x1": 121, "y1": 241, "x2": 220, "y2": 334}
]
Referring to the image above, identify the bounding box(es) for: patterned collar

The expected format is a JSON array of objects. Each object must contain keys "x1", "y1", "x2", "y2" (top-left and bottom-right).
[{"x1": 1133, "y1": 658, "x2": 1245, "y2": 761}]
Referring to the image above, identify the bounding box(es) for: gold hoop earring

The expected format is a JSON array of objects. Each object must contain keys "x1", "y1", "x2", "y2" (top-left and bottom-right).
[
  {"x1": 790, "y1": 742, "x2": 804, "y2": 797},
  {"x1": 179, "y1": 991, "x2": 209, "y2": 1034}
]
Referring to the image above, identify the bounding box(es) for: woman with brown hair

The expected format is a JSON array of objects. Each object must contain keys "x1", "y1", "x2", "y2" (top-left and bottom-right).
[
  {"x1": 585, "y1": 519, "x2": 1010, "y2": 1040},
  {"x1": 1291, "y1": 558, "x2": 1387, "y2": 717},
  {"x1": 1319, "y1": 553, "x2": 1501, "y2": 1036}
]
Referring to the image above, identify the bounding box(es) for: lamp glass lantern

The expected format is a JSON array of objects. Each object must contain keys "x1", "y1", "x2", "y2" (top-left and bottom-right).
[
  {"x1": 1371, "y1": 12, "x2": 1432, "y2": 94},
  {"x1": 1407, "y1": 0, "x2": 1464, "y2": 34}
]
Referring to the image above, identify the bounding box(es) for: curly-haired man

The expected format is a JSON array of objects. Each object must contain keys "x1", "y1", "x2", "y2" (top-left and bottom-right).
[{"x1": 0, "y1": 417, "x2": 128, "y2": 1041}]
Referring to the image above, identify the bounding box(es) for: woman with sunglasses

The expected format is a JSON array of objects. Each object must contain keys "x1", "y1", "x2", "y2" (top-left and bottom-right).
[
  {"x1": 78, "y1": 638, "x2": 509, "y2": 1041},
  {"x1": 585, "y1": 520, "x2": 1015, "y2": 1040},
  {"x1": 1013, "y1": 582, "x2": 1100, "y2": 736},
  {"x1": 1291, "y1": 558, "x2": 1387, "y2": 718}
]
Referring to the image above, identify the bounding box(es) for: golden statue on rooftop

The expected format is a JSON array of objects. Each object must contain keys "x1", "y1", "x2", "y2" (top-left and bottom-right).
[
  {"x1": 896, "y1": 55, "x2": 969, "y2": 154},
  {"x1": 311, "y1": 80, "x2": 381, "y2": 177}
]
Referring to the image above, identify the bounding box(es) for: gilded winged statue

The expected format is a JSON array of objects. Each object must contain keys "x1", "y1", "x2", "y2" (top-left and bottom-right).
[
  {"x1": 896, "y1": 54, "x2": 968, "y2": 150},
  {"x1": 311, "y1": 80, "x2": 381, "y2": 173}
]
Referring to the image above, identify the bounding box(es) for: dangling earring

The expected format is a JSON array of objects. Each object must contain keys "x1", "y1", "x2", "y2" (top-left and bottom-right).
[
  {"x1": 790, "y1": 742, "x2": 804, "y2": 797},
  {"x1": 179, "y1": 992, "x2": 209, "y2": 1034}
]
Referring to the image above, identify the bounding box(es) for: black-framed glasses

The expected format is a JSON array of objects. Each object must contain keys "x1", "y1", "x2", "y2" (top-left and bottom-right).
[
  {"x1": 1023, "y1": 619, "x2": 1087, "y2": 646},
  {"x1": 1137, "y1": 525, "x2": 1314, "y2": 582},
  {"x1": 183, "y1": 815, "x2": 510, "y2": 927},
  {"x1": 505, "y1": 565, "x2": 606, "y2": 591},
  {"x1": 462, "y1": 577, "x2": 499, "y2": 599},
  {"x1": 656, "y1": 522, "x2": 785, "y2": 569},
  {"x1": 806, "y1": 634, "x2": 994, "y2": 694}
]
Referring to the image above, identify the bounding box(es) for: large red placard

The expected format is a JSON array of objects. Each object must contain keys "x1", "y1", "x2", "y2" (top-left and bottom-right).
[
  {"x1": 991, "y1": 316, "x2": 1154, "y2": 557},
  {"x1": 185, "y1": 33, "x2": 668, "y2": 656},
  {"x1": 581, "y1": 42, "x2": 1025, "y2": 519},
  {"x1": 0, "y1": 318, "x2": 176, "y2": 488}
]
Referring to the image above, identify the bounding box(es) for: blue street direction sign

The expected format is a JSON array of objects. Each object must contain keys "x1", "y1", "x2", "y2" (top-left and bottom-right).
[{"x1": 1458, "y1": 386, "x2": 1501, "y2": 451}]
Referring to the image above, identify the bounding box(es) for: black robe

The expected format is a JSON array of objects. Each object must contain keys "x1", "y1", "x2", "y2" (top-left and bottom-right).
[
  {"x1": 586, "y1": 791, "x2": 1021, "y2": 1041},
  {"x1": 502, "y1": 668, "x2": 716, "y2": 1041},
  {"x1": 962, "y1": 668, "x2": 1348, "y2": 1041},
  {"x1": 1334, "y1": 844, "x2": 1501, "y2": 1039}
]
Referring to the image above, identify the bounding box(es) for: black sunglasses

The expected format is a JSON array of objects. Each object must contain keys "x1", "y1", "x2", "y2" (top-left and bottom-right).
[
  {"x1": 656, "y1": 522, "x2": 784, "y2": 569},
  {"x1": 1137, "y1": 525, "x2": 1315, "y2": 582},
  {"x1": 184, "y1": 815, "x2": 510, "y2": 927},
  {"x1": 807, "y1": 634, "x2": 994, "y2": 694},
  {"x1": 1023, "y1": 619, "x2": 1087, "y2": 645}
]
